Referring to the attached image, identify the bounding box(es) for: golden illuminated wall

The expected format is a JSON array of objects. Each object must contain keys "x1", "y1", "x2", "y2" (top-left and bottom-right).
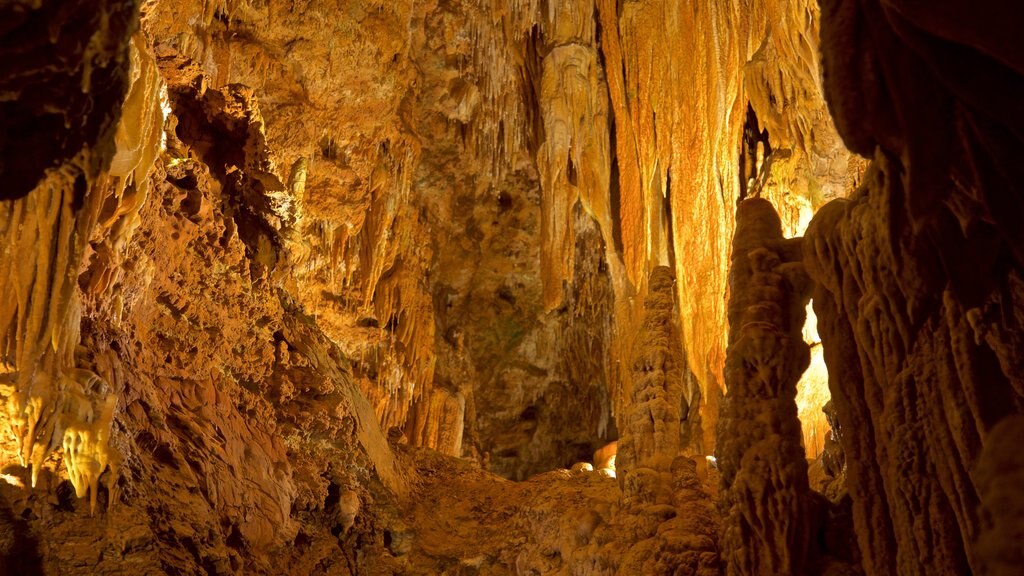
[
  {"x1": 531, "y1": 0, "x2": 859, "y2": 451},
  {"x1": 3, "y1": 0, "x2": 858, "y2": 474},
  {"x1": 0, "y1": 35, "x2": 165, "y2": 512},
  {"x1": 224, "y1": 0, "x2": 859, "y2": 454}
]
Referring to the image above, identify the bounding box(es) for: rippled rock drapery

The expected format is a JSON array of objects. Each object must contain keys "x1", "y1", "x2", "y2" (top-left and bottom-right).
[
  {"x1": 805, "y1": 0, "x2": 1024, "y2": 574},
  {"x1": 718, "y1": 198, "x2": 813, "y2": 575}
]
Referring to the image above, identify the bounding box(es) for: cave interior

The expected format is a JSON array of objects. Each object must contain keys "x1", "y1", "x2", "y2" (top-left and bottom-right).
[{"x1": 0, "y1": 0, "x2": 1022, "y2": 574}]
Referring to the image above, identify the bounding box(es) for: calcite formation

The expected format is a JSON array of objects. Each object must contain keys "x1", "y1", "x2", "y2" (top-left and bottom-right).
[
  {"x1": 1, "y1": 0, "x2": 1022, "y2": 574},
  {"x1": 718, "y1": 199, "x2": 813, "y2": 575},
  {"x1": 802, "y1": 0, "x2": 1024, "y2": 574},
  {"x1": 619, "y1": 266, "x2": 685, "y2": 477}
]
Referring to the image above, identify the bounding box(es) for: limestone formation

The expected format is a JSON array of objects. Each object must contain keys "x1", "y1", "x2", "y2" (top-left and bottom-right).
[
  {"x1": 804, "y1": 1, "x2": 1024, "y2": 574},
  {"x1": 619, "y1": 266, "x2": 685, "y2": 479},
  {"x1": 718, "y1": 198, "x2": 813, "y2": 575},
  {"x1": 0, "y1": 0, "x2": 1021, "y2": 574}
]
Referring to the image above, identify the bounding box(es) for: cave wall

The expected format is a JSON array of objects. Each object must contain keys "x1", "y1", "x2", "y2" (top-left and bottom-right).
[
  {"x1": 804, "y1": 0, "x2": 1024, "y2": 574},
  {"x1": 716, "y1": 2, "x2": 1024, "y2": 574},
  {"x1": 125, "y1": 0, "x2": 855, "y2": 478},
  {"x1": 0, "y1": 25, "x2": 412, "y2": 568}
]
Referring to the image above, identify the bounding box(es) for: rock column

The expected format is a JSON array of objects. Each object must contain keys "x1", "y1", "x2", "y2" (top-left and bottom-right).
[{"x1": 718, "y1": 198, "x2": 813, "y2": 575}]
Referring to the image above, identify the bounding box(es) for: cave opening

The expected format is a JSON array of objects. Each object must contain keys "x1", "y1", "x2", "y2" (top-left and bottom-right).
[{"x1": 796, "y1": 299, "x2": 831, "y2": 458}]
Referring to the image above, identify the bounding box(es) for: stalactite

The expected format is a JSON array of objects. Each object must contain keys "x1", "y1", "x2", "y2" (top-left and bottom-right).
[
  {"x1": 326, "y1": 137, "x2": 437, "y2": 434},
  {"x1": 0, "y1": 26, "x2": 164, "y2": 510},
  {"x1": 403, "y1": 386, "x2": 465, "y2": 456},
  {"x1": 2, "y1": 173, "x2": 87, "y2": 486},
  {"x1": 534, "y1": 0, "x2": 613, "y2": 312},
  {"x1": 62, "y1": 385, "x2": 117, "y2": 516},
  {"x1": 85, "y1": 34, "x2": 167, "y2": 306}
]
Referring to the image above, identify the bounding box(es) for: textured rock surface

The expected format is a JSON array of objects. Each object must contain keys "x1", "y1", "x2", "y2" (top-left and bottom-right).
[
  {"x1": 3, "y1": 0, "x2": 1022, "y2": 574},
  {"x1": 0, "y1": 0, "x2": 138, "y2": 199},
  {"x1": 3, "y1": 71, "x2": 411, "y2": 572},
  {"x1": 618, "y1": 266, "x2": 686, "y2": 477},
  {"x1": 396, "y1": 446, "x2": 719, "y2": 576},
  {"x1": 804, "y1": 1, "x2": 1024, "y2": 574},
  {"x1": 718, "y1": 199, "x2": 813, "y2": 575},
  {"x1": 132, "y1": 0, "x2": 853, "y2": 476}
]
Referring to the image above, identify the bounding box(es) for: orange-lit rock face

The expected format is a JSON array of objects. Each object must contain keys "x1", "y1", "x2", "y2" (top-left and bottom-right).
[
  {"x1": 124, "y1": 0, "x2": 859, "y2": 477},
  {"x1": 591, "y1": 0, "x2": 862, "y2": 455},
  {"x1": 3, "y1": 0, "x2": 1022, "y2": 574}
]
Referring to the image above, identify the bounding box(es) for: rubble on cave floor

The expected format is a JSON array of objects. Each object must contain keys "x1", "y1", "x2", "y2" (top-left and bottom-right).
[{"x1": 378, "y1": 445, "x2": 720, "y2": 576}]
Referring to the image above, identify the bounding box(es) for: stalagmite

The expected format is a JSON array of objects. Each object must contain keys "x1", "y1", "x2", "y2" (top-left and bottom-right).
[
  {"x1": 719, "y1": 198, "x2": 813, "y2": 575},
  {"x1": 620, "y1": 266, "x2": 684, "y2": 477}
]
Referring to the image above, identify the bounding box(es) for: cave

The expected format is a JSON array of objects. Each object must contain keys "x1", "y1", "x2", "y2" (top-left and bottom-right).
[{"x1": 0, "y1": 0, "x2": 1021, "y2": 574}]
